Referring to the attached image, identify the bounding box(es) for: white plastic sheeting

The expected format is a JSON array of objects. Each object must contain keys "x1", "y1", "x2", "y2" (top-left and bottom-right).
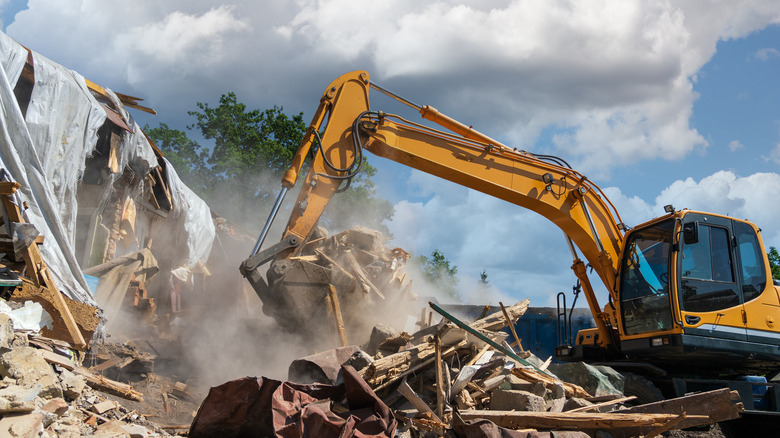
[
  {"x1": 0, "y1": 31, "x2": 216, "y2": 308},
  {"x1": 161, "y1": 160, "x2": 215, "y2": 269},
  {"x1": 0, "y1": 34, "x2": 96, "y2": 305},
  {"x1": 25, "y1": 51, "x2": 107, "y2": 254}
]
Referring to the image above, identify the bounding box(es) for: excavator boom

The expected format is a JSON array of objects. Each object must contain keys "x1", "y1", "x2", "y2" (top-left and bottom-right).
[{"x1": 241, "y1": 71, "x2": 625, "y2": 346}]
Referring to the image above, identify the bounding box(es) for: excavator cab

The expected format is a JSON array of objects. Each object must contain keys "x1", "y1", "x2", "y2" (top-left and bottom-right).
[{"x1": 615, "y1": 211, "x2": 780, "y2": 376}]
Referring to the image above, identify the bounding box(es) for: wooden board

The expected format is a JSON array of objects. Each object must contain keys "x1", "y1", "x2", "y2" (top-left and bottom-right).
[
  {"x1": 458, "y1": 410, "x2": 709, "y2": 431},
  {"x1": 612, "y1": 388, "x2": 743, "y2": 433}
]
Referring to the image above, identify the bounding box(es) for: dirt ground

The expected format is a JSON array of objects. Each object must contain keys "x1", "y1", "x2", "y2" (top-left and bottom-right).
[{"x1": 669, "y1": 425, "x2": 726, "y2": 438}]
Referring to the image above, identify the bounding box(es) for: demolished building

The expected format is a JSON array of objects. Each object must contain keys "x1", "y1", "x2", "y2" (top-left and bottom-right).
[{"x1": 0, "y1": 29, "x2": 226, "y2": 346}]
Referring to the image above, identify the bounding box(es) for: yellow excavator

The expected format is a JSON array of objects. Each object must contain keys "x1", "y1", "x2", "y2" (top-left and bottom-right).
[{"x1": 240, "y1": 71, "x2": 780, "y2": 432}]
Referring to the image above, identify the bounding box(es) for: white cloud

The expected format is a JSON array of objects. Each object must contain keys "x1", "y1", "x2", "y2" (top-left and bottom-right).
[
  {"x1": 728, "y1": 140, "x2": 744, "y2": 151},
  {"x1": 6, "y1": 1, "x2": 780, "y2": 176},
  {"x1": 755, "y1": 47, "x2": 780, "y2": 60},
  {"x1": 279, "y1": 0, "x2": 780, "y2": 177},
  {"x1": 113, "y1": 6, "x2": 250, "y2": 79},
  {"x1": 768, "y1": 144, "x2": 780, "y2": 164}
]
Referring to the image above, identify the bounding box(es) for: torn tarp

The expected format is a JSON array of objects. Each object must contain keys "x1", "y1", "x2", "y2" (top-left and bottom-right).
[
  {"x1": 0, "y1": 32, "x2": 97, "y2": 306},
  {"x1": 0, "y1": 30, "x2": 216, "y2": 312},
  {"x1": 189, "y1": 365, "x2": 397, "y2": 438}
]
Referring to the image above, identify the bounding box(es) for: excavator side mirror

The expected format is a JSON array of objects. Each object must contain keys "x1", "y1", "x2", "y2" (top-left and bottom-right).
[{"x1": 683, "y1": 222, "x2": 699, "y2": 245}]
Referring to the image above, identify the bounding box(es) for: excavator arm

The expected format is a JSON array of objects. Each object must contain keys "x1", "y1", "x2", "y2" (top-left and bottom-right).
[{"x1": 241, "y1": 71, "x2": 625, "y2": 347}]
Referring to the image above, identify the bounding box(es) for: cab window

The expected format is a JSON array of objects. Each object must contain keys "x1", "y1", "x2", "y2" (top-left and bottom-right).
[
  {"x1": 620, "y1": 220, "x2": 674, "y2": 335},
  {"x1": 735, "y1": 221, "x2": 766, "y2": 303},
  {"x1": 680, "y1": 224, "x2": 739, "y2": 312}
]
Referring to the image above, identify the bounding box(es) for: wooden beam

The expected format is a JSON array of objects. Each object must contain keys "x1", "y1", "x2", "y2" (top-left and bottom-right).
[
  {"x1": 1, "y1": 196, "x2": 86, "y2": 349},
  {"x1": 613, "y1": 388, "x2": 743, "y2": 431},
  {"x1": 566, "y1": 395, "x2": 636, "y2": 412},
  {"x1": 499, "y1": 301, "x2": 524, "y2": 352},
  {"x1": 435, "y1": 334, "x2": 445, "y2": 419},
  {"x1": 0, "y1": 182, "x2": 20, "y2": 195},
  {"x1": 644, "y1": 412, "x2": 687, "y2": 438},
  {"x1": 458, "y1": 410, "x2": 708, "y2": 431},
  {"x1": 471, "y1": 299, "x2": 530, "y2": 332},
  {"x1": 327, "y1": 284, "x2": 348, "y2": 347}
]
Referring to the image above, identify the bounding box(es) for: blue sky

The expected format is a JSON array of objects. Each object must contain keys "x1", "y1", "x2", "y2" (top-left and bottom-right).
[{"x1": 1, "y1": 1, "x2": 779, "y2": 307}]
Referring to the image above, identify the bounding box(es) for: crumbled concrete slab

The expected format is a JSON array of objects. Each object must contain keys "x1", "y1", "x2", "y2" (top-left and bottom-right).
[
  {"x1": 0, "y1": 412, "x2": 44, "y2": 438},
  {"x1": 490, "y1": 388, "x2": 547, "y2": 412},
  {"x1": 0, "y1": 347, "x2": 63, "y2": 399},
  {"x1": 58, "y1": 369, "x2": 86, "y2": 400}
]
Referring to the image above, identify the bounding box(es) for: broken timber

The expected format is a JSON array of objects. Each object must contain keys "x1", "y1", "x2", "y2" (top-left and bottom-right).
[
  {"x1": 611, "y1": 388, "x2": 743, "y2": 434},
  {"x1": 1, "y1": 183, "x2": 86, "y2": 348},
  {"x1": 458, "y1": 410, "x2": 709, "y2": 431}
]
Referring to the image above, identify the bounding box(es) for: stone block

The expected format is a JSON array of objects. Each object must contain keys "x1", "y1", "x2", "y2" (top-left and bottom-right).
[
  {"x1": 0, "y1": 412, "x2": 44, "y2": 438},
  {"x1": 0, "y1": 314, "x2": 13, "y2": 349},
  {"x1": 490, "y1": 389, "x2": 546, "y2": 412},
  {"x1": 41, "y1": 398, "x2": 68, "y2": 416},
  {"x1": 342, "y1": 350, "x2": 373, "y2": 372},
  {"x1": 546, "y1": 396, "x2": 566, "y2": 412},
  {"x1": 362, "y1": 324, "x2": 399, "y2": 356},
  {"x1": 58, "y1": 369, "x2": 86, "y2": 400},
  {"x1": 547, "y1": 362, "x2": 623, "y2": 397},
  {"x1": 0, "y1": 347, "x2": 62, "y2": 399},
  {"x1": 0, "y1": 395, "x2": 34, "y2": 414}
]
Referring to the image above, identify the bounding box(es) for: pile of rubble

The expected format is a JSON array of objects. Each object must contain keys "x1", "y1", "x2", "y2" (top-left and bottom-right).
[
  {"x1": 0, "y1": 311, "x2": 184, "y2": 437},
  {"x1": 189, "y1": 300, "x2": 744, "y2": 438}
]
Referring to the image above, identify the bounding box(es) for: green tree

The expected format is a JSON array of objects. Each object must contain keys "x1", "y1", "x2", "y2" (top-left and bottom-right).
[
  {"x1": 479, "y1": 270, "x2": 488, "y2": 285},
  {"x1": 413, "y1": 250, "x2": 460, "y2": 301},
  {"x1": 145, "y1": 92, "x2": 393, "y2": 232},
  {"x1": 769, "y1": 247, "x2": 780, "y2": 280}
]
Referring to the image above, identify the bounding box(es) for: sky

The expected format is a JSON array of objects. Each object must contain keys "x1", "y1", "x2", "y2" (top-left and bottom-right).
[{"x1": 1, "y1": 1, "x2": 779, "y2": 308}]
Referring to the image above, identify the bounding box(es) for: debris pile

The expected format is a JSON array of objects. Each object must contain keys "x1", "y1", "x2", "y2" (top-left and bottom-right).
[
  {"x1": 0, "y1": 312, "x2": 189, "y2": 437},
  {"x1": 190, "y1": 300, "x2": 744, "y2": 437},
  {"x1": 261, "y1": 225, "x2": 416, "y2": 346}
]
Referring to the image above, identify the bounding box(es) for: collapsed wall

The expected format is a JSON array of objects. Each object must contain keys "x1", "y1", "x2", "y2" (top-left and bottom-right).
[{"x1": 0, "y1": 30, "x2": 217, "y2": 343}]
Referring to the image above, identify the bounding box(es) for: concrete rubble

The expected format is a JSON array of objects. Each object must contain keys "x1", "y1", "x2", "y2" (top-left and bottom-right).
[
  {"x1": 189, "y1": 291, "x2": 744, "y2": 437},
  {"x1": 0, "y1": 316, "x2": 176, "y2": 437}
]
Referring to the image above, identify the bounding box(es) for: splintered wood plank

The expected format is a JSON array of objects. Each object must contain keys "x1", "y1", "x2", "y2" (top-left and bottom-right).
[
  {"x1": 327, "y1": 284, "x2": 348, "y2": 347},
  {"x1": 0, "y1": 182, "x2": 20, "y2": 195},
  {"x1": 613, "y1": 388, "x2": 743, "y2": 430},
  {"x1": 471, "y1": 299, "x2": 530, "y2": 332},
  {"x1": 342, "y1": 251, "x2": 385, "y2": 299},
  {"x1": 397, "y1": 379, "x2": 442, "y2": 424},
  {"x1": 458, "y1": 410, "x2": 709, "y2": 431},
  {"x1": 2, "y1": 196, "x2": 87, "y2": 349},
  {"x1": 511, "y1": 366, "x2": 591, "y2": 399},
  {"x1": 74, "y1": 367, "x2": 143, "y2": 402},
  {"x1": 499, "y1": 301, "x2": 525, "y2": 352},
  {"x1": 435, "y1": 334, "x2": 444, "y2": 419}
]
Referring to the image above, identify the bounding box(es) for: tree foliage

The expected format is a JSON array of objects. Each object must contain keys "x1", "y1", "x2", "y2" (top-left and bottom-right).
[
  {"x1": 413, "y1": 249, "x2": 460, "y2": 301},
  {"x1": 145, "y1": 92, "x2": 393, "y2": 232},
  {"x1": 769, "y1": 247, "x2": 780, "y2": 280}
]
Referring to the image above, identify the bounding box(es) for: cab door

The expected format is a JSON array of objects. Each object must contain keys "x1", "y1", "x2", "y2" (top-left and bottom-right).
[
  {"x1": 677, "y1": 214, "x2": 747, "y2": 342},
  {"x1": 733, "y1": 221, "x2": 780, "y2": 345}
]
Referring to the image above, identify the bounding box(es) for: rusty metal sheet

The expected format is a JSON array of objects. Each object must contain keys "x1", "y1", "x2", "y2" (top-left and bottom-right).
[
  {"x1": 288, "y1": 346, "x2": 361, "y2": 384},
  {"x1": 190, "y1": 365, "x2": 396, "y2": 438}
]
